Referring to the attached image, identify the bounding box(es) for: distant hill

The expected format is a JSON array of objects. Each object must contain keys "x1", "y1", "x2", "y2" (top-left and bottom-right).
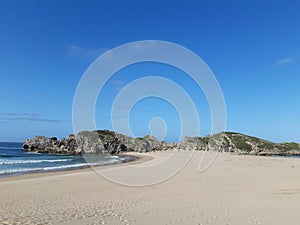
[{"x1": 187, "y1": 132, "x2": 300, "y2": 156}]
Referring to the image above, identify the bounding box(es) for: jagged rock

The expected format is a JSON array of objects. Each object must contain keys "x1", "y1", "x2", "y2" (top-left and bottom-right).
[
  {"x1": 116, "y1": 133, "x2": 161, "y2": 153},
  {"x1": 175, "y1": 136, "x2": 206, "y2": 151},
  {"x1": 23, "y1": 134, "x2": 80, "y2": 154},
  {"x1": 76, "y1": 131, "x2": 107, "y2": 154},
  {"x1": 23, "y1": 136, "x2": 56, "y2": 152},
  {"x1": 160, "y1": 141, "x2": 177, "y2": 151},
  {"x1": 23, "y1": 130, "x2": 162, "y2": 155}
]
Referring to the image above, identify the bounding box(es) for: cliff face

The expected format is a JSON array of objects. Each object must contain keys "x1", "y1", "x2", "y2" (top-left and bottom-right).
[{"x1": 23, "y1": 130, "x2": 300, "y2": 156}]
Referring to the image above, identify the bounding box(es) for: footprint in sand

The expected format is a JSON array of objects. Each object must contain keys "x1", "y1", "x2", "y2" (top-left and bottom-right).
[{"x1": 250, "y1": 212, "x2": 261, "y2": 224}]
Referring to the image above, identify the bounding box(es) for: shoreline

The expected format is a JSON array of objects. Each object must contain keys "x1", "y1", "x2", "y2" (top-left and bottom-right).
[
  {"x1": 1, "y1": 150, "x2": 299, "y2": 181},
  {"x1": 0, "y1": 152, "x2": 153, "y2": 182}
]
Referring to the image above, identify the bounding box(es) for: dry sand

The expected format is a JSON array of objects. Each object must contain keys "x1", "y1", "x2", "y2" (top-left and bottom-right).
[{"x1": 0, "y1": 151, "x2": 300, "y2": 225}]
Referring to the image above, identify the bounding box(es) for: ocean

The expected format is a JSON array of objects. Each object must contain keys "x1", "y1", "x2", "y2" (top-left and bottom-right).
[{"x1": 0, "y1": 142, "x2": 130, "y2": 177}]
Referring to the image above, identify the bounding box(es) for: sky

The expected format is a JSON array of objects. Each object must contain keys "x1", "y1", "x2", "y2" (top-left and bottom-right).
[{"x1": 0, "y1": 0, "x2": 300, "y2": 143}]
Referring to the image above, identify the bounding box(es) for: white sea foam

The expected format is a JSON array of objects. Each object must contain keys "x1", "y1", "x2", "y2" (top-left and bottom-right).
[
  {"x1": 0, "y1": 147, "x2": 23, "y2": 150},
  {"x1": 0, "y1": 159, "x2": 73, "y2": 165},
  {"x1": 24, "y1": 152, "x2": 42, "y2": 154},
  {"x1": 0, "y1": 167, "x2": 44, "y2": 175},
  {"x1": 0, "y1": 157, "x2": 124, "y2": 175},
  {"x1": 42, "y1": 159, "x2": 121, "y2": 171},
  {"x1": 0, "y1": 164, "x2": 91, "y2": 175}
]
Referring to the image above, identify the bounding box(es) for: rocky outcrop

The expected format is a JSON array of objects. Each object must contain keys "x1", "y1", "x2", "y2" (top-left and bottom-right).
[
  {"x1": 116, "y1": 134, "x2": 161, "y2": 152},
  {"x1": 23, "y1": 130, "x2": 162, "y2": 155},
  {"x1": 23, "y1": 134, "x2": 80, "y2": 154},
  {"x1": 23, "y1": 130, "x2": 300, "y2": 156}
]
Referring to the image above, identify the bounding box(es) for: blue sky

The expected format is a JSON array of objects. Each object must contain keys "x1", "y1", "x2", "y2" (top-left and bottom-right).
[{"x1": 0, "y1": 0, "x2": 300, "y2": 143}]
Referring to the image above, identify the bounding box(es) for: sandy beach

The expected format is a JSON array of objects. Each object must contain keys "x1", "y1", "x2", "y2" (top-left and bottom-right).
[{"x1": 0, "y1": 151, "x2": 300, "y2": 225}]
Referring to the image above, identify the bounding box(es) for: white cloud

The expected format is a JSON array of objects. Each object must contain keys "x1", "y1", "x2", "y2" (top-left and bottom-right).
[
  {"x1": 276, "y1": 58, "x2": 295, "y2": 64},
  {"x1": 0, "y1": 113, "x2": 61, "y2": 123},
  {"x1": 67, "y1": 45, "x2": 109, "y2": 61}
]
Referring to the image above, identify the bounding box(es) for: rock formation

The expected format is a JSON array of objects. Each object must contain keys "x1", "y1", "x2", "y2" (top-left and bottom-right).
[
  {"x1": 23, "y1": 130, "x2": 162, "y2": 155},
  {"x1": 23, "y1": 130, "x2": 300, "y2": 156},
  {"x1": 23, "y1": 134, "x2": 80, "y2": 154}
]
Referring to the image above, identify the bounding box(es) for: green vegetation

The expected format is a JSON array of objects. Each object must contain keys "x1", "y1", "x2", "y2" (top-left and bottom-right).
[
  {"x1": 224, "y1": 133, "x2": 252, "y2": 151},
  {"x1": 234, "y1": 139, "x2": 252, "y2": 151},
  {"x1": 96, "y1": 129, "x2": 115, "y2": 135},
  {"x1": 277, "y1": 142, "x2": 300, "y2": 152},
  {"x1": 224, "y1": 131, "x2": 239, "y2": 135},
  {"x1": 199, "y1": 136, "x2": 210, "y2": 145},
  {"x1": 258, "y1": 142, "x2": 274, "y2": 150},
  {"x1": 247, "y1": 135, "x2": 262, "y2": 143},
  {"x1": 96, "y1": 130, "x2": 116, "y2": 140},
  {"x1": 224, "y1": 132, "x2": 300, "y2": 153}
]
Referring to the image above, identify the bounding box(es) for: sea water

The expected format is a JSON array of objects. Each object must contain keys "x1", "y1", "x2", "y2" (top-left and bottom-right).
[{"x1": 0, "y1": 142, "x2": 129, "y2": 177}]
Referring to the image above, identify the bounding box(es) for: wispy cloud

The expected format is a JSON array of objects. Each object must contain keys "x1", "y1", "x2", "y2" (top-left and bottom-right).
[
  {"x1": 67, "y1": 45, "x2": 109, "y2": 61},
  {"x1": 276, "y1": 58, "x2": 295, "y2": 64},
  {"x1": 0, "y1": 113, "x2": 61, "y2": 123},
  {"x1": 0, "y1": 97, "x2": 34, "y2": 106}
]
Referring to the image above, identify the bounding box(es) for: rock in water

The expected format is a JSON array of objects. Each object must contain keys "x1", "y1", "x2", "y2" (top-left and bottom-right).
[{"x1": 23, "y1": 134, "x2": 81, "y2": 154}]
